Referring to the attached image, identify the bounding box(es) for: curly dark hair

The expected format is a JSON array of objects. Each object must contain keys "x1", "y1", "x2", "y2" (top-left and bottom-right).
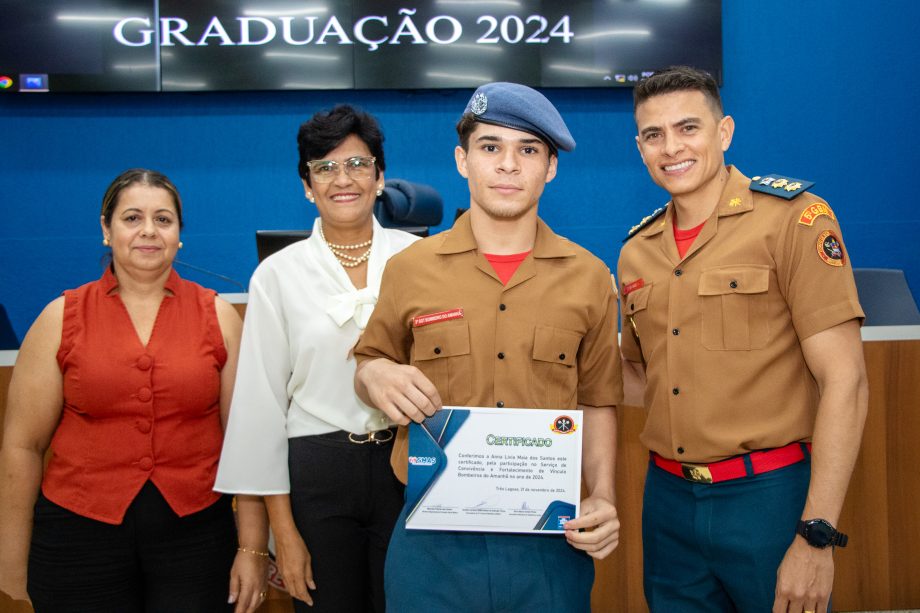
[{"x1": 297, "y1": 104, "x2": 386, "y2": 187}]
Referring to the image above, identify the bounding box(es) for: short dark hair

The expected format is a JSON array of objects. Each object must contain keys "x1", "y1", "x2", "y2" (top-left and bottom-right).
[
  {"x1": 100, "y1": 168, "x2": 183, "y2": 229},
  {"x1": 633, "y1": 66, "x2": 723, "y2": 117},
  {"x1": 455, "y1": 113, "x2": 557, "y2": 157},
  {"x1": 297, "y1": 104, "x2": 385, "y2": 187}
]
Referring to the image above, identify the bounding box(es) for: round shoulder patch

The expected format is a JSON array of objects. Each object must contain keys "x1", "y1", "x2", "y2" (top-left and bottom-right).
[{"x1": 816, "y1": 230, "x2": 845, "y2": 266}]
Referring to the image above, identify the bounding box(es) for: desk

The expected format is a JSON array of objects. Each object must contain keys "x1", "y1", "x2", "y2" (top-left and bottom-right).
[{"x1": 2, "y1": 325, "x2": 919, "y2": 612}]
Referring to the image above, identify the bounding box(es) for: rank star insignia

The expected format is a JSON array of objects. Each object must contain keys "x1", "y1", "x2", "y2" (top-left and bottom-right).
[
  {"x1": 771, "y1": 178, "x2": 789, "y2": 189},
  {"x1": 728, "y1": 197, "x2": 742, "y2": 207},
  {"x1": 784, "y1": 182, "x2": 803, "y2": 192}
]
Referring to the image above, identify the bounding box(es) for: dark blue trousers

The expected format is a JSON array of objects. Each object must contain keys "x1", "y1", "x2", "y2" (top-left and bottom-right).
[
  {"x1": 385, "y1": 503, "x2": 594, "y2": 612},
  {"x1": 642, "y1": 455, "x2": 811, "y2": 613}
]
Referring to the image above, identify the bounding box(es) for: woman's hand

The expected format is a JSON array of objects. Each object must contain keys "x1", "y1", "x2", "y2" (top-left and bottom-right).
[
  {"x1": 228, "y1": 549, "x2": 269, "y2": 613},
  {"x1": 274, "y1": 531, "x2": 316, "y2": 605}
]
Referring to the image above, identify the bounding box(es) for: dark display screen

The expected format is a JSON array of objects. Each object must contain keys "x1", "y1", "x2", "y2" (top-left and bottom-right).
[{"x1": 0, "y1": 0, "x2": 721, "y2": 93}]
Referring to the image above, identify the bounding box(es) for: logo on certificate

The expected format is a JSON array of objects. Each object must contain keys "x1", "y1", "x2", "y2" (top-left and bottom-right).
[
  {"x1": 408, "y1": 456, "x2": 437, "y2": 466},
  {"x1": 551, "y1": 415, "x2": 577, "y2": 434},
  {"x1": 557, "y1": 515, "x2": 571, "y2": 529}
]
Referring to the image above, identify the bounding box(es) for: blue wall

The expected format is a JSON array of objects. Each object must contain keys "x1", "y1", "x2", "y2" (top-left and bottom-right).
[{"x1": 2, "y1": 1, "x2": 919, "y2": 342}]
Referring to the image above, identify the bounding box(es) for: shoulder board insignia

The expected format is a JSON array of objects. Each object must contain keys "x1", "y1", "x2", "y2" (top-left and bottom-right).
[
  {"x1": 749, "y1": 174, "x2": 815, "y2": 200},
  {"x1": 623, "y1": 206, "x2": 666, "y2": 242}
]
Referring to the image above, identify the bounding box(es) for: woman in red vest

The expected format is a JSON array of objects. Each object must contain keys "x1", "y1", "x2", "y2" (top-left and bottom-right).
[{"x1": 0, "y1": 169, "x2": 268, "y2": 612}]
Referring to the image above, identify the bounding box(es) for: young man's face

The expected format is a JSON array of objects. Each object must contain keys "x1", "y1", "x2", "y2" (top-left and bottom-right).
[
  {"x1": 455, "y1": 123, "x2": 558, "y2": 221},
  {"x1": 634, "y1": 89, "x2": 734, "y2": 202}
]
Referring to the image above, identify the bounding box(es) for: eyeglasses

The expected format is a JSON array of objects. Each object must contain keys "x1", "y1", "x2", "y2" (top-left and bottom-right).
[{"x1": 306, "y1": 156, "x2": 377, "y2": 183}]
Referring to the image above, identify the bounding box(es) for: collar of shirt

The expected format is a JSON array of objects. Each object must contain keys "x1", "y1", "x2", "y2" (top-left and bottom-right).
[
  {"x1": 434, "y1": 210, "x2": 577, "y2": 259},
  {"x1": 638, "y1": 165, "x2": 755, "y2": 242},
  {"x1": 309, "y1": 215, "x2": 389, "y2": 329},
  {"x1": 100, "y1": 264, "x2": 181, "y2": 297}
]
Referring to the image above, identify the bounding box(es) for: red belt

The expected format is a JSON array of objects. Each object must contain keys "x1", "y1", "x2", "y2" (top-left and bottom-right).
[{"x1": 652, "y1": 442, "x2": 811, "y2": 484}]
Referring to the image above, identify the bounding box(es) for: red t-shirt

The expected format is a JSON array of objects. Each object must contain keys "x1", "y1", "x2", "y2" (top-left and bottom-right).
[
  {"x1": 43, "y1": 267, "x2": 227, "y2": 524},
  {"x1": 484, "y1": 251, "x2": 531, "y2": 285},
  {"x1": 674, "y1": 220, "x2": 707, "y2": 259}
]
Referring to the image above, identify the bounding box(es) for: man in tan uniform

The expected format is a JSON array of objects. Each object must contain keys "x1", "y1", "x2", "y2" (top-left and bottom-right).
[
  {"x1": 354, "y1": 82, "x2": 622, "y2": 612},
  {"x1": 618, "y1": 66, "x2": 868, "y2": 613}
]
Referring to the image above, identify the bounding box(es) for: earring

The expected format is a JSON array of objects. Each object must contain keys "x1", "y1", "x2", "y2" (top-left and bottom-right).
[
  {"x1": 102, "y1": 238, "x2": 110, "y2": 246},
  {"x1": 376, "y1": 186, "x2": 383, "y2": 197},
  {"x1": 178, "y1": 241, "x2": 184, "y2": 249},
  {"x1": 307, "y1": 192, "x2": 314, "y2": 203}
]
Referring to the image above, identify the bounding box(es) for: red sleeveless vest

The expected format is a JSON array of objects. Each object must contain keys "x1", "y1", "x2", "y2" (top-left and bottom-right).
[{"x1": 42, "y1": 267, "x2": 227, "y2": 524}]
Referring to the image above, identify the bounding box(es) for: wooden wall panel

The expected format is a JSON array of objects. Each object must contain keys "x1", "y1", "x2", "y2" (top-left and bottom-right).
[{"x1": 886, "y1": 341, "x2": 920, "y2": 608}]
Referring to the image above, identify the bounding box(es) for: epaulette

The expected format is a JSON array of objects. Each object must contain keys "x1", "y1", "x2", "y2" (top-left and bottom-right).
[
  {"x1": 749, "y1": 174, "x2": 815, "y2": 200},
  {"x1": 623, "y1": 206, "x2": 666, "y2": 243}
]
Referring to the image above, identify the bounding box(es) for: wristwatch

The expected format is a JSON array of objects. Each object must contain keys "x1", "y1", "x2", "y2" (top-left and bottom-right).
[{"x1": 796, "y1": 518, "x2": 848, "y2": 548}]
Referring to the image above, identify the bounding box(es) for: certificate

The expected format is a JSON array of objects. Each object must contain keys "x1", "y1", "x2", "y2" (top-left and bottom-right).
[{"x1": 406, "y1": 406, "x2": 582, "y2": 534}]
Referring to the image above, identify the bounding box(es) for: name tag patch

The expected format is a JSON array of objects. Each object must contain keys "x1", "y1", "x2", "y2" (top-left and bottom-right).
[
  {"x1": 622, "y1": 278, "x2": 645, "y2": 296},
  {"x1": 412, "y1": 308, "x2": 464, "y2": 327}
]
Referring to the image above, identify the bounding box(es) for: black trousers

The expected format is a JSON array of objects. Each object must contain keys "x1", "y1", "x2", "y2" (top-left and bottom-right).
[
  {"x1": 28, "y1": 481, "x2": 236, "y2": 613},
  {"x1": 287, "y1": 432, "x2": 404, "y2": 613}
]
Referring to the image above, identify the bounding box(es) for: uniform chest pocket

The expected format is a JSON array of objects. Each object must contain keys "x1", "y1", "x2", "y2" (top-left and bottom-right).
[
  {"x1": 698, "y1": 266, "x2": 771, "y2": 350},
  {"x1": 412, "y1": 321, "x2": 472, "y2": 405},
  {"x1": 531, "y1": 325, "x2": 582, "y2": 409}
]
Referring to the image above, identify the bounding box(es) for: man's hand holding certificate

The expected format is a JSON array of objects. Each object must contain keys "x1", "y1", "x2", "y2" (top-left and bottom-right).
[{"x1": 406, "y1": 407, "x2": 583, "y2": 534}]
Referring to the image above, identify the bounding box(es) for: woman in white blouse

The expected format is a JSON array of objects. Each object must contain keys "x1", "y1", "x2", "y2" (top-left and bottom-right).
[{"x1": 215, "y1": 105, "x2": 418, "y2": 612}]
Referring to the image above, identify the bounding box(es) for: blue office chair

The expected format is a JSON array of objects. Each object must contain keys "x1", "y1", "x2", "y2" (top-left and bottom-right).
[
  {"x1": 852, "y1": 268, "x2": 920, "y2": 326},
  {"x1": 374, "y1": 178, "x2": 443, "y2": 233},
  {"x1": 256, "y1": 179, "x2": 444, "y2": 262}
]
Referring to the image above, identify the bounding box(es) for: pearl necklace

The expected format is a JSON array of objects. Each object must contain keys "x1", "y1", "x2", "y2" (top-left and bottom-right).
[{"x1": 319, "y1": 223, "x2": 372, "y2": 268}]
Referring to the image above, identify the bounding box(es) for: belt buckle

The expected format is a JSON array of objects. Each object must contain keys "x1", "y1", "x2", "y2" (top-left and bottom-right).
[
  {"x1": 348, "y1": 429, "x2": 394, "y2": 445},
  {"x1": 681, "y1": 463, "x2": 713, "y2": 484}
]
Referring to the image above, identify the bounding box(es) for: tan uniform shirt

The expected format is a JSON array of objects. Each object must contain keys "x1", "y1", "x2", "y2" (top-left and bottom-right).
[
  {"x1": 356, "y1": 212, "x2": 623, "y2": 482},
  {"x1": 617, "y1": 166, "x2": 863, "y2": 463}
]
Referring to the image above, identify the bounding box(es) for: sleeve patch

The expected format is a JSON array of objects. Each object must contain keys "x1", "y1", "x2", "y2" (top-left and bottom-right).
[
  {"x1": 816, "y1": 230, "x2": 845, "y2": 266},
  {"x1": 798, "y1": 202, "x2": 836, "y2": 226}
]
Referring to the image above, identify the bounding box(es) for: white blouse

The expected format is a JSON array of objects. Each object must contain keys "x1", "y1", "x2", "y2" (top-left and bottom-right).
[{"x1": 214, "y1": 217, "x2": 419, "y2": 494}]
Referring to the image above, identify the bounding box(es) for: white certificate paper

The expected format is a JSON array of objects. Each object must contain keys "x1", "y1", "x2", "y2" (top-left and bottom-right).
[{"x1": 406, "y1": 406, "x2": 582, "y2": 534}]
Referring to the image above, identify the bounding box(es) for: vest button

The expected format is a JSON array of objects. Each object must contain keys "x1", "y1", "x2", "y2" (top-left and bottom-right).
[
  {"x1": 674, "y1": 269, "x2": 683, "y2": 277},
  {"x1": 677, "y1": 447, "x2": 685, "y2": 455},
  {"x1": 138, "y1": 457, "x2": 153, "y2": 471},
  {"x1": 672, "y1": 387, "x2": 680, "y2": 395},
  {"x1": 499, "y1": 303, "x2": 507, "y2": 311},
  {"x1": 434, "y1": 347, "x2": 441, "y2": 355},
  {"x1": 730, "y1": 280, "x2": 738, "y2": 289},
  {"x1": 138, "y1": 387, "x2": 152, "y2": 402},
  {"x1": 497, "y1": 352, "x2": 505, "y2": 359},
  {"x1": 558, "y1": 353, "x2": 566, "y2": 361},
  {"x1": 136, "y1": 355, "x2": 153, "y2": 370},
  {"x1": 136, "y1": 419, "x2": 151, "y2": 434},
  {"x1": 672, "y1": 328, "x2": 680, "y2": 335},
  {"x1": 496, "y1": 401, "x2": 505, "y2": 408}
]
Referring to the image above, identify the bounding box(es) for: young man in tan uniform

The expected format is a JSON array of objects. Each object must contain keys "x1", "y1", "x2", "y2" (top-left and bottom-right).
[
  {"x1": 618, "y1": 66, "x2": 868, "y2": 613},
  {"x1": 354, "y1": 82, "x2": 622, "y2": 612}
]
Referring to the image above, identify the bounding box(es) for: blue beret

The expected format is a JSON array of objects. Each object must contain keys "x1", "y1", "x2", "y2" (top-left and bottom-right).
[{"x1": 463, "y1": 82, "x2": 575, "y2": 152}]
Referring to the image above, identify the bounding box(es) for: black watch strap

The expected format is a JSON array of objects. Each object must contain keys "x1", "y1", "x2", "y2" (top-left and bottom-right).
[{"x1": 796, "y1": 519, "x2": 848, "y2": 548}]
